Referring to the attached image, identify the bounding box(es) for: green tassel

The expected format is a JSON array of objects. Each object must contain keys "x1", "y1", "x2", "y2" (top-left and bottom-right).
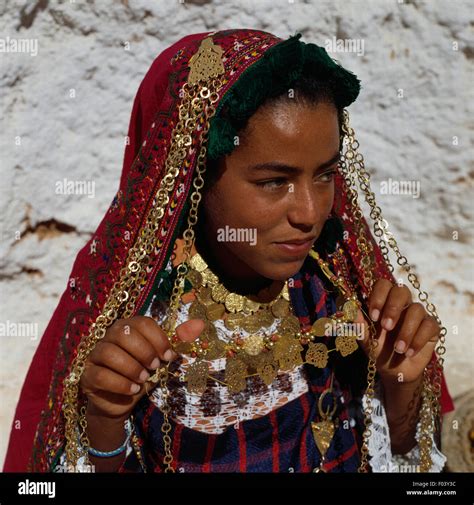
[{"x1": 207, "y1": 34, "x2": 361, "y2": 161}]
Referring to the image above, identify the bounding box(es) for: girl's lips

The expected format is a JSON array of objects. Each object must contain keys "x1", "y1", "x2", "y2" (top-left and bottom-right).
[{"x1": 273, "y1": 239, "x2": 314, "y2": 257}]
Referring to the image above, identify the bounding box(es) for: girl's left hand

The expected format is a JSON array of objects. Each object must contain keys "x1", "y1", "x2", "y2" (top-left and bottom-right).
[{"x1": 356, "y1": 279, "x2": 440, "y2": 386}]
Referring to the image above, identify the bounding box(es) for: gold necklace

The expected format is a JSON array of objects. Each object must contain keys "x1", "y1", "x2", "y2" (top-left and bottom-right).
[{"x1": 155, "y1": 249, "x2": 364, "y2": 396}]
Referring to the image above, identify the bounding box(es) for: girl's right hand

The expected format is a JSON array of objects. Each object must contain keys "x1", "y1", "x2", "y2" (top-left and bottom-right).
[{"x1": 79, "y1": 316, "x2": 205, "y2": 419}]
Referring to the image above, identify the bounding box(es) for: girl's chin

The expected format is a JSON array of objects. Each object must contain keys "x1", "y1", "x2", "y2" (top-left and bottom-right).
[{"x1": 262, "y1": 258, "x2": 306, "y2": 281}]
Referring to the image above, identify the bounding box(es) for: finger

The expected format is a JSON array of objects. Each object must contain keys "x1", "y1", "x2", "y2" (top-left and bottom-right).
[
  {"x1": 379, "y1": 284, "x2": 412, "y2": 332},
  {"x1": 176, "y1": 319, "x2": 206, "y2": 342},
  {"x1": 405, "y1": 316, "x2": 440, "y2": 358},
  {"x1": 107, "y1": 319, "x2": 161, "y2": 370},
  {"x1": 352, "y1": 308, "x2": 378, "y2": 359},
  {"x1": 128, "y1": 316, "x2": 176, "y2": 362},
  {"x1": 368, "y1": 279, "x2": 393, "y2": 323},
  {"x1": 91, "y1": 341, "x2": 150, "y2": 384},
  {"x1": 393, "y1": 303, "x2": 427, "y2": 355},
  {"x1": 83, "y1": 363, "x2": 141, "y2": 396}
]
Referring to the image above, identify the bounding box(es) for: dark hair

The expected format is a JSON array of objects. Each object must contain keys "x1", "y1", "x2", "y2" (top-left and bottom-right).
[{"x1": 204, "y1": 75, "x2": 344, "y2": 190}]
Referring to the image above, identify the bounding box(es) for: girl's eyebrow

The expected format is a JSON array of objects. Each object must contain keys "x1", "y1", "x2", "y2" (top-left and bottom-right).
[{"x1": 249, "y1": 151, "x2": 340, "y2": 175}]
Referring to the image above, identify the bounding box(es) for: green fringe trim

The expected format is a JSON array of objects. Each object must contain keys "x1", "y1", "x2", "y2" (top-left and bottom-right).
[{"x1": 208, "y1": 33, "x2": 361, "y2": 161}]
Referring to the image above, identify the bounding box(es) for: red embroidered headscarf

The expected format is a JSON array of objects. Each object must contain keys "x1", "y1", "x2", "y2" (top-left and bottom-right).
[{"x1": 3, "y1": 29, "x2": 454, "y2": 472}]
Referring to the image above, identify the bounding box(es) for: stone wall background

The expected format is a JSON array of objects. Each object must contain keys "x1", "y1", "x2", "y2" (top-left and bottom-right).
[{"x1": 0, "y1": 0, "x2": 472, "y2": 469}]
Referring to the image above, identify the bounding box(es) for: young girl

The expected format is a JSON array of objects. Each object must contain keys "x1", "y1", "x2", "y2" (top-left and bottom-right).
[{"x1": 4, "y1": 29, "x2": 454, "y2": 473}]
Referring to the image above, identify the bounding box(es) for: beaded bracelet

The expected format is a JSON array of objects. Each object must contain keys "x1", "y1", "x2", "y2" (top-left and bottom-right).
[{"x1": 86, "y1": 418, "x2": 133, "y2": 458}]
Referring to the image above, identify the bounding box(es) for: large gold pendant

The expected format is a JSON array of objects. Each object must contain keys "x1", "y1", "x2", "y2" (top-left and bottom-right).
[
  {"x1": 187, "y1": 37, "x2": 225, "y2": 86},
  {"x1": 311, "y1": 420, "x2": 335, "y2": 459}
]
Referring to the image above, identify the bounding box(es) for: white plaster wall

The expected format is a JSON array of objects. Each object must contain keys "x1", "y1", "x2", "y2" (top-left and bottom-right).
[{"x1": 0, "y1": 0, "x2": 472, "y2": 468}]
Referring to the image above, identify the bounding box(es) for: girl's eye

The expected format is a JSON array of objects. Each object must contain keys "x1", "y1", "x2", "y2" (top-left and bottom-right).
[
  {"x1": 255, "y1": 178, "x2": 287, "y2": 191},
  {"x1": 255, "y1": 169, "x2": 336, "y2": 191},
  {"x1": 318, "y1": 170, "x2": 337, "y2": 183}
]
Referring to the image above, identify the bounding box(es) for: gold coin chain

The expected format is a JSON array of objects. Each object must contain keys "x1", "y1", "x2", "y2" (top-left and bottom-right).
[
  {"x1": 340, "y1": 110, "x2": 445, "y2": 472},
  {"x1": 61, "y1": 71, "x2": 223, "y2": 470}
]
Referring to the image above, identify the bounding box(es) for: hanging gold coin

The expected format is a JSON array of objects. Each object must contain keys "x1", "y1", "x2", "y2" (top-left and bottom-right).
[
  {"x1": 211, "y1": 283, "x2": 229, "y2": 303},
  {"x1": 259, "y1": 309, "x2": 276, "y2": 328},
  {"x1": 311, "y1": 317, "x2": 333, "y2": 337},
  {"x1": 242, "y1": 334, "x2": 265, "y2": 356},
  {"x1": 279, "y1": 315, "x2": 301, "y2": 336},
  {"x1": 201, "y1": 269, "x2": 219, "y2": 286},
  {"x1": 225, "y1": 312, "x2": 244, "y2": 330},
  {"x1": 335, "y1": 334, "x2": 358, "y2": 357},
  {"x1": 271, "y1": 298, "x2": 290, "y2": 318},
  {"x1": 225, "y1": 359, "x2": 247, "y2": 393},
  {"x1": 185, "y1": 361, "x2": 209, "y2": 395},
  {"x1": 201, "y1": 322, "x2": 218, "y2": 341},
  {"x1": 273, "y1": 334, "x2": 293, "y2": 360},
  {"x1": 257, "y1": 362, "x2": 278, "y2": 386},
  {"x1": 189, "y1": 300, "x2": 207, "y2": 320},
  {"x1": 343, "y1": 300, "x2": 359, "y2": 321},
  {"x1": 173, "y1": 340, "x2": 193, "y2": 355},
  {"x1": 225, "y1": 292, "x2": 245, "y2": 313},
  {"x1": 196, "y1": 286, "x2": 214, "y2": 306},
  {"x1": 190, "y1": 254, "x2": 207, "y2": 273},
  {"x1": 186, "y1": 269, "x2": 202, "y2": 287},
  {"x1": 204, "y1": 339, "x2": 226, "y2": 360},
  {"x1": 306, "y1": 342, "x2": 329, "y2": 368},
  {"x1": 241, "y1": 314, "x2": 262, "y2": 333},
  {"x1": 206, "y1": 302, "x2": 226, "y2": 321},
  {"x1": 244, "y1": 298, "x2": 261, "y2": 313}
]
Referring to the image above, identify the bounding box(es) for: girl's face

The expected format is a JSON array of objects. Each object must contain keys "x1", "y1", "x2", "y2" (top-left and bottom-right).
[{"x1": 198, "y1": 100, "x2": 340, "y2": 289}]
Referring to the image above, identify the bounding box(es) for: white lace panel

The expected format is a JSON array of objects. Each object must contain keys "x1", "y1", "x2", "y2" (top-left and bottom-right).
[{"x1": 362, "y1": 380, "x2": 447, "y2": 472}]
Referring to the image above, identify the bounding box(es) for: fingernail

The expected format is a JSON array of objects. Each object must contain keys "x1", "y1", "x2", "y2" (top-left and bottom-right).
[
  {"x1": 149, "y1": 357, "x2": 160, "y2": 369},
  {"x1": 139, "y1": 369, "x2": 150, "y2": 382},
  {"x1": 164, "y1": 349, "x2": 176, "y2": 361},
  {"x1": 394, "y1": 340, "x2": 406, "y2": 354},
  {"x1": 371, "y1": 309, "x2": 380, "y2": 322},
  {"x1": 382, "y1": 318, "x2": 394, "y2": 331},
  {"x1": 130, "y1": 383, "x2": 140, "y2": 394},
  {"x1": 405, "y1": 348, "x2": 415, "y2": 358}
]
